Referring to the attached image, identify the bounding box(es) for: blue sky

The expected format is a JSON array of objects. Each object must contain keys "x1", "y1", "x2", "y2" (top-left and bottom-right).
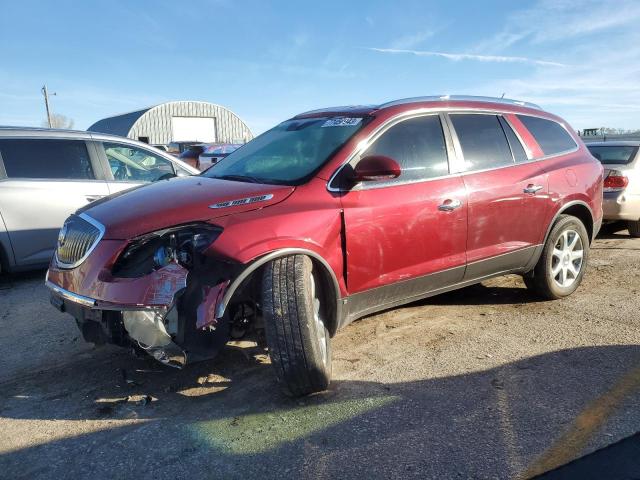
[{"x1": 1, "y1": 0, "x2": 639, "y2": 134}]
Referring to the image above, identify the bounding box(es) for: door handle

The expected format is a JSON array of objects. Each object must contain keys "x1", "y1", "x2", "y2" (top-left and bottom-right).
[
  {"x1": 85, "y1": 195, "x2": 104, "y2": 203},
  {"x1": 523, "y1": 184, "x2": 543, "y2": 194},
  {"x1": 438, "y1": 199, "x2": 462, "y2": 211}
]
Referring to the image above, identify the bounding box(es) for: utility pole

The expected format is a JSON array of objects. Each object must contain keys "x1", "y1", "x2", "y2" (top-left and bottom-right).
[{"x1": 41, "y1": 85, "x2": 56, "y2": 128}]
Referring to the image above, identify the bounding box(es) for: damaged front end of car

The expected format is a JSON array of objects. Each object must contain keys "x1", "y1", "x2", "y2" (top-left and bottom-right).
[{"x1": 46, "y1": 215, "x2": 252, "y2": 369}]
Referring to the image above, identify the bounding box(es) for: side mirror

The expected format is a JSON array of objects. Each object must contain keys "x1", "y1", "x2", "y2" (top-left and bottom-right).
[{"x1": 353, "y1": 155, "x2": 401, "y2": 182}]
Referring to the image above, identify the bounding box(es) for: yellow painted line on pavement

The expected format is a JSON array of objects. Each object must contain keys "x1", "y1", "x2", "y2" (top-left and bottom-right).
[{"x1": 522, "y1": 362, "x2": 640, "y2": 479}]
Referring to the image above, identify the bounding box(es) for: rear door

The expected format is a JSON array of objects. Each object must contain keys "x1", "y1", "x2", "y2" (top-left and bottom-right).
[
  {"x1": 338, "y1": 113, "x2": 467, "y2": 317},
  {"x1": 446, "y1": 113, "x2": 550, "y2": 279},
  {"x1": 95, "y1": 141, "x2": 179, "y2": 194},
  {"x1": 0, "y1": 138, "x2": 109, "y2": 268}
]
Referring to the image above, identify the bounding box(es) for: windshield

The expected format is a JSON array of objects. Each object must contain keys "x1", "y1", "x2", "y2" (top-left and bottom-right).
[
  {"x1": 587, "y1": 145, "x2": 638, "y2": 165},
  {"x1": 203, "y1": 116, "x2": 368, "y2": 185}
]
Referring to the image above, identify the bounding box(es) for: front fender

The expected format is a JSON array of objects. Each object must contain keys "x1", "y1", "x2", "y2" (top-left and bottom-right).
[
  {"x1": 213, "y1": 247, "x2": 343, "y2": 335},
  {"x1": 205, "y1": 203, "x2": 346, "y2": 333}
]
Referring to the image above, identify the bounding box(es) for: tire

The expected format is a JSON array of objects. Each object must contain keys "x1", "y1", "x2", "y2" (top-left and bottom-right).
[
  {"x1": 525, "y1": 215, "x2": 590, "y2": 300},
  {"x1": 261, "y1": 255, "x2": 332, "y2": 396},
  {"x1": 628, "y1": 220, "x2": 640, "y2": 238}
]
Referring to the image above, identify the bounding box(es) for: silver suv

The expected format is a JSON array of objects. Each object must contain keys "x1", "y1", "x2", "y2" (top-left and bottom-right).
[{"x1": 0, "y1": 127, "x2": 198, "y2": 273}]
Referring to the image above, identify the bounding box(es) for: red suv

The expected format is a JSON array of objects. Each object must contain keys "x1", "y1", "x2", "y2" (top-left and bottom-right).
[{"x1": 47, "y1": 96, "x2": 603, "y2": 396}]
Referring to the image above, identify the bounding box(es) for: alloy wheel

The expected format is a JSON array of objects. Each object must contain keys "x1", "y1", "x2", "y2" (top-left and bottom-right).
[
  {"x1": 550, "y1": 229, "x2": 584, "y2": 288},
  {"x1": 309, "y1": 272, "x2": 328, "y2": 366}
]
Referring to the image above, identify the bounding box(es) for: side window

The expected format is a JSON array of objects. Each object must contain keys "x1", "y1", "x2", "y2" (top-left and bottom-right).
[
  {"x1": 103, "y1": 143, "x2": 175, "y2": 182},
  {"x1": 449, "y1": 114, "x2": 514, "y2": 171},
  {"x1": 174, "y1": 163, "x2": 194, "y2": 176},
  {"x1": 516, "y1": 115, "x2": 577, "y2": 156},
  {"x1": 0, "y1": 139, "x2": 94, "y2": 180},
  {"x1": 499, "y1": 117, "x2": 528, "y2": 162},
  {"x1": 360, "y1": 115, "x2": 449, "y2": 184}
]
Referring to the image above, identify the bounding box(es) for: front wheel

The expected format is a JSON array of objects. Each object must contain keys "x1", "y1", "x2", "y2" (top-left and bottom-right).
[
  {"x1": 261, "y1": 255, "x2": 332, "y2": 396},
  {"x1": 524, "y1": 215, "x2": 590, "y2": 299}
]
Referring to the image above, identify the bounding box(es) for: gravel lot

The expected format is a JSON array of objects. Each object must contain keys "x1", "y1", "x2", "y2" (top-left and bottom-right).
[{"x1": 1, "y1": 225, "x2": 639, "y2": 479}]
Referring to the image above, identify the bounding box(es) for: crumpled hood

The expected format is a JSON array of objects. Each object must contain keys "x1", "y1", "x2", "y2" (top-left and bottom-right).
[{"x1": 82, "y1": 176, "x2": 294, "y2": 239}]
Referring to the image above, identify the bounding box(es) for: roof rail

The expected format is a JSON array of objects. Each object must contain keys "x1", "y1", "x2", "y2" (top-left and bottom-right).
[{"x1": 378, "y1": 95, "x2": 543, "y2": 110}]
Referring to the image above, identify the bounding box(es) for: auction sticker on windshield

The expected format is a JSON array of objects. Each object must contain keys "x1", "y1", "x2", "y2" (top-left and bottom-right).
[{"x1": 321, "y1": 117, "x2": 362, "y2": 127}]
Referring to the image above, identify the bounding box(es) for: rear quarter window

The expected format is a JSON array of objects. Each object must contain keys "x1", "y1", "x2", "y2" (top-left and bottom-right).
[
  {"x1": 0, "y1": 138, "x2": 95, "y2": 180},
  {"x1": 517, "y1": 115, "x2": 577, "y2": 156}
]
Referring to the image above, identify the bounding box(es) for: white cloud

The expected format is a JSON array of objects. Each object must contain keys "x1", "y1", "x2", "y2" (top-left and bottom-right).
[
  {"x1": 368, "y1": 47, "x2": 566, "y2": 67},
  {"x1": 475, "y1": 0, "x2": 640, "y2": 51},
  {"x1": 467, "y1": 0, "x2": 640, "y2": 129}
]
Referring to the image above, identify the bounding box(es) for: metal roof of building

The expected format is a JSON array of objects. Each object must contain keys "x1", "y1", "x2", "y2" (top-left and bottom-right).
[{"x1": 87, "y1": 108, "x2": 150, "y2": 137}]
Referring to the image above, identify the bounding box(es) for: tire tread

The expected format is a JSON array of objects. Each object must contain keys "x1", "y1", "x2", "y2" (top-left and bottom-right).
[{"x1": 262, "y1": 255, "x2": 331, "y2": 396}]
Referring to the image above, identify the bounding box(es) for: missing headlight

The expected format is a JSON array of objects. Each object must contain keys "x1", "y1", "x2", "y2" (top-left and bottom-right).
[{"x1": 112, "y1": 223, "x2": 222, "y2": 278}]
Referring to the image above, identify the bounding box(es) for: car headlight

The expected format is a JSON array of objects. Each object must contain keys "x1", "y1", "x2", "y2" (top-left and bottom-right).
[{"x1": 112, "y1": 223, "x2": 222, "y2": 277}]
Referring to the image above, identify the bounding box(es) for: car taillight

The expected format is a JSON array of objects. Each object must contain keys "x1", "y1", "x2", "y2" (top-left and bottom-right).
[{"x1": 603, "y1": 170, "x2": 629, "y2": 192}]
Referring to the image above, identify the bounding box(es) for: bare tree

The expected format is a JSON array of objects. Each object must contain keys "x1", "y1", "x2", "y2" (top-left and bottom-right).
[
  {"x1": 41, "y1": 113, "x2": 75, "y2": 129},
  {"x1": 601, "y1": 127, "x2": 640, "y2": 135}
]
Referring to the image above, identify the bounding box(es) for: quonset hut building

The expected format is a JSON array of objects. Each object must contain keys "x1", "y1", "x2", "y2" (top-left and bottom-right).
[{"x1": 88, "y1": 101, "x2": 253, "y2": 145}]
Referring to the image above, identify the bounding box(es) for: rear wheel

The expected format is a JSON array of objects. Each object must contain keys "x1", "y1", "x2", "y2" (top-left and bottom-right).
[
  {"x1": 524, "y1": 215, "x2": 590, "y2": 299},
  {"x1": 628, "y1": 220, "x2": 640, "y2": 238},
  {"x1": 261, "y1": 255, "x2": 332, "y2": 397}
]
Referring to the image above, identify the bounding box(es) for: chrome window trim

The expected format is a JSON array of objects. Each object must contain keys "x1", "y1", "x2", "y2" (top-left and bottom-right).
[
  {"x1": 446, "y1": 111, "x2": 517, "y2": 173},
  {"x1": 54, "y1": 213, "x2": 105, "y2": 269},
  {"x1": 327, "y1": 111, "x2": 455, "y2": 192},
  {"x1": 515, "y1": 113, "x2": 579, "y2": 159},
  {"x1": 501, "y1": 115, "x2": 533, "y2": 160},
  {"x1": 326, "y1": 106, "x2": 580, "y2": 193},
  {"x1": 439, "y1": 112, "x2": 463, "y2": 173},
  {"x1": 442, "y1": 113, "x2": 465, "y2": 173}
]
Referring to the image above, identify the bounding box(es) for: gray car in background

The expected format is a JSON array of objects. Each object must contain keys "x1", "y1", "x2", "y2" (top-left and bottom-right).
[
  {"x1": 0, "y1": 127, "x2": 199, "y2": 273},
  {"x1": 586, "y1": 141, "x2": 640, "y2": 237}
]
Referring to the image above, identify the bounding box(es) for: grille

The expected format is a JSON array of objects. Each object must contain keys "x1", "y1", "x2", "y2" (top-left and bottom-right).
[{"x1": 55, "y1": 214, "x2": 103, "y2": 268}]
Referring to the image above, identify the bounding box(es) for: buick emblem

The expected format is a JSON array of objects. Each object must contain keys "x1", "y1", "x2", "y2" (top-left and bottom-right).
[{"x1": 58, "y1": 223, "x2": 69, "y2": 248}]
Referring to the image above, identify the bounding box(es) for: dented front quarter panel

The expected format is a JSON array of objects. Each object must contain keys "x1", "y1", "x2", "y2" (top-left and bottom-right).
[{"x1": 206, "y1": 177, "x2": 347, "y2": 297}]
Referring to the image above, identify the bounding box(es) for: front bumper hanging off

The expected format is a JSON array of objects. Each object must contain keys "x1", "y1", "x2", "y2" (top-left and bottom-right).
[
  {"x1": 47, "y1": 280, "x2": 189, "y2": 368},
  {"x1": 46, "y1": 259, "x2": 236, "y2": 368}
]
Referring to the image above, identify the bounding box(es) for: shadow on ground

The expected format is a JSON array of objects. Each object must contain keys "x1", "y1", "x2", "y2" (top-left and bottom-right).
[
  {"x1": 1, "y1": 343, "x2": 639, "y2": 480},
  {"x1": 534, "y1": 432, "x2": 640, "y2": 480}
]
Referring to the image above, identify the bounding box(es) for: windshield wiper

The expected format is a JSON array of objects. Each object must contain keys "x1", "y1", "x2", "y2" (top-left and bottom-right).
[{"x1": 213, "y1": 174, "x2": 262, "y2": 184}]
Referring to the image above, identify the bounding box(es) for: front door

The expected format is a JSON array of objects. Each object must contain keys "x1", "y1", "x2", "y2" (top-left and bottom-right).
[
  {"x1": 0, "y1": 138, "x2": 109, "y2": 268},
  {"x1": 338, "y1": 114, "x2": 468, "y2": 319},
  {"x1": 447, "y1": 113, "x2": 550, "y2": 279}
]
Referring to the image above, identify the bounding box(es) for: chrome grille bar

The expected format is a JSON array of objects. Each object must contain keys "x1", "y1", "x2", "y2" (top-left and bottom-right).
[{"x1": 54, "y1": 213, "x2": 105, "y2": 269}]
